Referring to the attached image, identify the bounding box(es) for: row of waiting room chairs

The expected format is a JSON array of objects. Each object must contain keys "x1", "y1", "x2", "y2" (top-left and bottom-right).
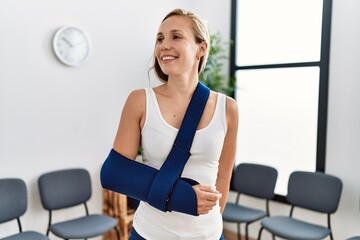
[
  {"x1": 0, "y1": 168, "x2": 120, "y2": 240},
  {"x1": 2, "y1": 165, "x2": 359, "y2": 240},
  {"x1": 223, "y1": 163, "x2": 360, "y2": 240}
]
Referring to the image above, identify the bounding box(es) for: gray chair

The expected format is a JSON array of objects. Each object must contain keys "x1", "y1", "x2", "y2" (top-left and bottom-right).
[
  {"x1": 222, "y1": 163, "x2": 278, "y2": 240},
  {"x1": 38, "y1": 168, "x2": 119, "y2": 240},
  {"x1": 258, "y1": 171, "x2": 343, "y2": 240},
  {"x1": 346, "y1": 237, "x2": 360, "y2": 240},
  {"x1": 0, "y1": 178, "x2": 49, "y2": 240}
]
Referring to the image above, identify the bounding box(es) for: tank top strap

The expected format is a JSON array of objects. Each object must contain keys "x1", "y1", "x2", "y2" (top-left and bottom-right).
[
  {"x1": 212, "y1": 93, "x2": 227, "y2": 133},
  {"x1": 142, "y1": 88, "x2": 168, "y2": 133}
]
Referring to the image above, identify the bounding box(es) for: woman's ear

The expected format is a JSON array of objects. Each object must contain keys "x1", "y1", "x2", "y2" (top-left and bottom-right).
[{"x1": 198, "y1": 41, "x2": 208, "y2": 57}]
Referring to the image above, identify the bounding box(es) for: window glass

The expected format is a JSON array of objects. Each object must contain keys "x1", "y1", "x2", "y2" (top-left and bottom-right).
[
  {"x1": 236, "y1": 0, "x2": 323, "y2": 66},
  {"x1": 235, "y1": 67, "x2": 320, "y2": 195}
]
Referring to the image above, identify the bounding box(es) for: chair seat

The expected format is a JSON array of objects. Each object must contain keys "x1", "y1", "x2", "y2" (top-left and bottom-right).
[
  {"x1": 50, "y1": 214, "x2": 117, "y2": 239},
  {"x1": 261, "y1": 216, "x2": 330, "y2": 240},
  {"x1": 223, "y1": 203, "x2": 267, "y2": 223},
  {"x1": 346, "y1": 237, "x2": 360, "y2": 240},
  {"x1": 1, "y1": 231, "x2": 49, "y2": 240}
]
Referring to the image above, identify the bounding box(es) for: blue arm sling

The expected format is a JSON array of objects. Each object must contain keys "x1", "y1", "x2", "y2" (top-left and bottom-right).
[{"x1": 100, "y1": 82, "x2": 210, "y2": 216}]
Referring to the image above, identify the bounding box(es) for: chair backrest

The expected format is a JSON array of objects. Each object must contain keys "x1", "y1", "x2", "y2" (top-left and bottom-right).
[
  {"x1": 287, "y1": 171, "x2": 343, "y2": 213},
  {"x1": 38, "y1": 168, "x2": 91, "y2": 210},
  {"x1": 0, "y1": 178, "x2": 27, "y2": 223},
  {"x1": 233, "y1": 163, "x2": 278, "y2": 199}
]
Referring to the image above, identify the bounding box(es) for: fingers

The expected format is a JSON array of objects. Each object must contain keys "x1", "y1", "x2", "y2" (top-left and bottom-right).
[
  {"x1": 197, "y1": 184, "x2": 222, "y2": 201},
  {"x1": 193, "y1": 184, "x2": 222, "y2": 215},
  {"x1": 197, "y1": 184, "x2": 218, "y2": 193},
  {"x1": 203, "y1": 191, "x2": 222, "y2": 201}
]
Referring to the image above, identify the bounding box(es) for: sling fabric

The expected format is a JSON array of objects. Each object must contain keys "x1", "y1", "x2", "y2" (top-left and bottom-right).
[
  {"x1": 101, "y1": 82, "x2": 210, "y2": 216},
  {"x1": 147, "y1": 82, "x2": 210, "y2": 211},
  {"x1": 101, "y1": 149, "x2": 199, "y2": 215}
]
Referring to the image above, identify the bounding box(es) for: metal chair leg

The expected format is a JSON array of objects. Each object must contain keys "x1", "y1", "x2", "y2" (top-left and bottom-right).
[
  {"x1": 245, "y1": 223, "x2": 250, "y2": 240},
  {"x1": 257, "y1": 226, "x2": 264, "y2": 240},
  {"x1": 237, "y1": 223, "x2": 241, "y2": 240}
]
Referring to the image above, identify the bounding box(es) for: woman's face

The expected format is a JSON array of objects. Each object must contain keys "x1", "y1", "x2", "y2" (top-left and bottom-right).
[{"x1": 155, "y1": 16, "x2": 201, "y2": 79}]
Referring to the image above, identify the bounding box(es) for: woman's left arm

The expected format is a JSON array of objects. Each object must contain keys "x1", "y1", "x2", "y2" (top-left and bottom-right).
[{"x1": 216, "y1": 96, "x2": 239, "y2": 213}]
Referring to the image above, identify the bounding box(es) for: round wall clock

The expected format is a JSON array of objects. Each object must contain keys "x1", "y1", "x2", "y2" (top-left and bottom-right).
[{"x1": 53, "y1": 26, "x2": 91, "y2": 67}]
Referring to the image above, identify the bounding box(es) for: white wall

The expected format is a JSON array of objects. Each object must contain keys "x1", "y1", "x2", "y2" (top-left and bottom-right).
[
  {"x1": 326, "y1": 0, "x2": 360, "y2": 237},
  {"x1": 0, "y1": 0, "x2": 230, "y2": 238},
  {"x1": 0, "y1": 0, "x2": 359, "y2": 239}
]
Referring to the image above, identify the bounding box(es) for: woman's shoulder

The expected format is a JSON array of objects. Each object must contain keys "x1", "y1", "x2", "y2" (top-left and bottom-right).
[
  {"x1": 212, "y1": 91, "x2": 238, "y2": 120},
  {"x1": 224, "y1": 95, "x2": 238, "y2": 127},
  {"x1": 126, "y1": 88, "x2": 146, "y2": 103},
  {"x1": 225, "y1": 95, "x2": 238, "y2": 110},
  {"x1": 122, "y1": 89, "x2": 147, "y2": 115},
  {"x1": 212, "y1": 91, "x2": 238, "y2": 111}
]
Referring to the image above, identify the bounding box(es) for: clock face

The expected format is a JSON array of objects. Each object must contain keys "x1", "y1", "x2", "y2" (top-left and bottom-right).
[{"x1": 53, "y1": 26, "x2": 90, "y2": 67}]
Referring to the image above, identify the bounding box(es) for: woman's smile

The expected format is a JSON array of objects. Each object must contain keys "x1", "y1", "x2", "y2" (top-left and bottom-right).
[{"x1": 160, "y1": 55, "x2": 179, "y2": 63}]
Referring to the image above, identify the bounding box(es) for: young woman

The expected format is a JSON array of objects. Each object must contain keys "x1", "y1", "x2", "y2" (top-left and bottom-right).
[{"x1": 111, "y1": 8, "x2": 238, "y2": 240}]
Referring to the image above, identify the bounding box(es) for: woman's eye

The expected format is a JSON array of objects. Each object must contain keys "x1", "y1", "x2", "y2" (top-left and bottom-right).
[
  {"x1": 173, "y1": 35, "x2": 181, "y2": 40},
  {"x1": 157, "y1": 37, "x2": 164, "y2": 43}
]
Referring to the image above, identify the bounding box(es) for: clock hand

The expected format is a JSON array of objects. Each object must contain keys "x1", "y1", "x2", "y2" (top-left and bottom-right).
[
  {"x1": 72, "y1": 40, "x2": 85, "y2": 46},
  {"x1": 61, "y1": 37, "x2": 74, "y2": 47}
]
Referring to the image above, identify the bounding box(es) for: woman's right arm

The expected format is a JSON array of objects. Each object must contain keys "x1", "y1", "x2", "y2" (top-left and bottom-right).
[{"x1": 112, "y1": 89, "x2": 145, "y2": 160}]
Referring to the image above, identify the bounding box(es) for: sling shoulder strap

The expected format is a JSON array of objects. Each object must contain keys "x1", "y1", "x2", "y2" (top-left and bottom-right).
[{"x1": 147, "y1": 82, "x2": 210, "y2": 212}]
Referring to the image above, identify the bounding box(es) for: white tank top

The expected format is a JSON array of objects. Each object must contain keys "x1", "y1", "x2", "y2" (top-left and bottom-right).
[{"x1": 133, "y1": 88, "x2": 227, "y2": 240}]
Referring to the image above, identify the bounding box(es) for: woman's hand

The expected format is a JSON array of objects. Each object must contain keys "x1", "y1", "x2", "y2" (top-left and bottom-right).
[{"x1": 192, "y1": 184, "x2": 222, "y2": 215}]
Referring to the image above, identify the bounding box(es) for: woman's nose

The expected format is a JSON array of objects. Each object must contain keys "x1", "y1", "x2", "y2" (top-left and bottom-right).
[{"x1": 160, "y1": 39, "x2": 171, "y2": 51}]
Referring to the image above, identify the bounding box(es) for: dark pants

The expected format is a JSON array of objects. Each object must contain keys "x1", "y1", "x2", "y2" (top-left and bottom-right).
[{"x1": 129, "y1": 228, "x2": 225, "y2": 240}]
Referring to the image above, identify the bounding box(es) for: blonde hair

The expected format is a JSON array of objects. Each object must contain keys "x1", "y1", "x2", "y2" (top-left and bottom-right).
[{"x1": 152, "y1": 8, "x2": 210, "y2": 83}]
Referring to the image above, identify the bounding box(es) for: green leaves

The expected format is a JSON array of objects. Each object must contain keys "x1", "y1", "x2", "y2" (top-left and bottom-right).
[{"x1": 200, "y1": 32, "x2": 235, "y2": 97}]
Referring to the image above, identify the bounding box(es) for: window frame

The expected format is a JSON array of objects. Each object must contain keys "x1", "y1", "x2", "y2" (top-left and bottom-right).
[{"x1": 229, "y1": 0, "x2": 333, "y2": 202}]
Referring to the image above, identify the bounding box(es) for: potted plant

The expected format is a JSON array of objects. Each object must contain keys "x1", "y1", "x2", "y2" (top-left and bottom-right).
[{"x1": 199, "y1": 32, "x2": 235, "y2": 97}]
